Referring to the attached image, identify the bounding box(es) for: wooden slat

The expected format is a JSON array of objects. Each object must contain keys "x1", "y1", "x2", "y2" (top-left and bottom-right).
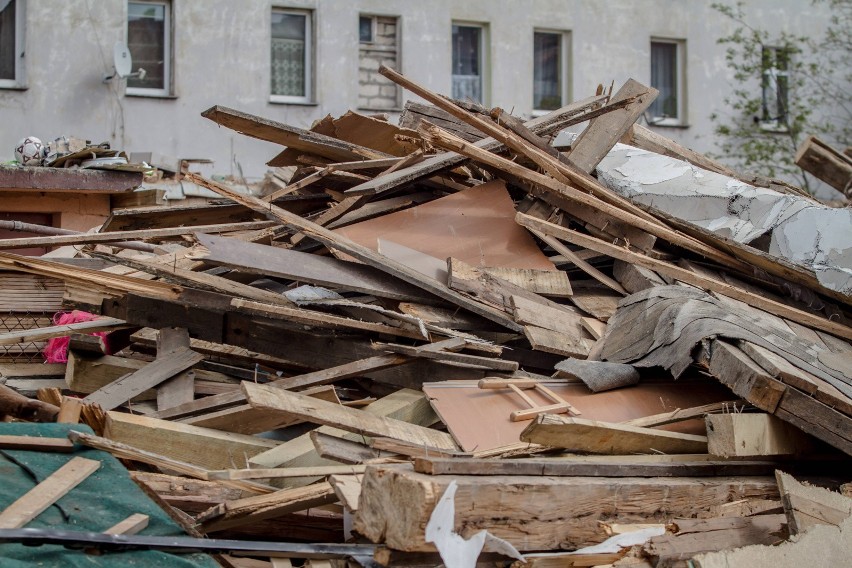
[
  {"x1": 84, "y1": 348, "x2": 204, "y2": 411},
  {"x1": 0, "y1": 317, "x2": 127, "y2": 346},
  {"x1": 520, "y1": 414, "x2": 708, "y2": 454},
  {"x1": 0, "y1": 457, "x2": 100, "y2": 529},
  {"x1": 103, "y1": 513, "x2": 149, "y2": 535},
  {"x1": 242, "y1": 381, "x2": 458, "y2": 451},
  {"x1": 0, "y1": 435, "x2": 74, "y2": 452}
]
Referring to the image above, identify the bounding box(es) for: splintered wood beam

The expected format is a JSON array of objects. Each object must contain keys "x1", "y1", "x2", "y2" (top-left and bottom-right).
[
  {"x1": 242, "y1": 381, "x2": 458, "y2": 451},
  {"x1": 84, "y1": 348, "x2": 205, "y2": 411},
  {"x1": 515, "y1": 213, "x2": 852, "y2": 341},
  {"x1": 623, "y1": 400, "x2": 745, "y2": 428},
  {"x1": 0, "y1": 457, "x2": 100, "y2": 529},
  {"x1": 353, "y1": 464, "x2": 779, "y2": 552},
  {"x1": 520, "y1": 414, "x2": 708, "y2": 454},
  {"x1": 184, "y1": 173, "x2": 523, "y2": 333}
]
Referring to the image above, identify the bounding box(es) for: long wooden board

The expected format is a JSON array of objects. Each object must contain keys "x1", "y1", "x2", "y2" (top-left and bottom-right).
[
  {"x1": 0, "y1": 457, "x2": 100, "y2": 529},
  {"x1": 520, "y1": 414, "x2": 709, "y2": 454},
  {"x1": 84, "y1": 348, "x2": 204, "y2": 411},
  {"x1": 242, "y1": 382, "x2": 457, "y2": 451}
]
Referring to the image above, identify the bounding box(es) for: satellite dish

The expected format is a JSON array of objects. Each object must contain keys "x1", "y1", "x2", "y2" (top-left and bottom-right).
[
  {"x1": 103, "y1": 41, "x2": 146, "y2": 83},
  {"x1": 113, "y1": 42, "x2": 133, "y2": 78}
]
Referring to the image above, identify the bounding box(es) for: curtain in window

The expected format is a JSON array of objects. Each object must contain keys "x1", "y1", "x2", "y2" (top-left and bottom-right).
[
  {"x1": 127, "y1": 2, "x2": 166, "y2": 90},
  {"x1": 650, "y1": 42, "x2": 678, "y2": 119},
  {"x1": 271, "y1": 13, "x2": 306, "y2": 97},
  {"x1": 534, "y1": 32, "x2": 561, "y2": 110},
  {"x1": 762, "y1": 47, "x2": 789, "y2": 125},
  {"x1": 0, "y1": 0, "x2": 16, "y2": 80},
  {"x1": 452, "y1": 25, "x2": 482, "y2": 103}
]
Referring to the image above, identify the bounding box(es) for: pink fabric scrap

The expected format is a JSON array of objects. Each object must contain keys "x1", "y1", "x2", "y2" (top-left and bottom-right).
[{"x1": 43, "y1": 310, "x2": 112, "y2": 364}]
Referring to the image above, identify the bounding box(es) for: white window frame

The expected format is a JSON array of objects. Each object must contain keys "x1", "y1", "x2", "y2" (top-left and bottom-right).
[
  {"x1": 532, "y1": 29, "x2": 570, "y2": 116},
  {"x1": 0, "y1": 0, "x2": 27, "y2": 89},
  {"x1": 760, "y1": 45, "x2": 790, "y2": 133},
  {"x1": 125, "y1": 0, "x2": 173, "y2": 98},
  {"x1": 649, "y1": 38, "x2": 687, "y2": 126},
  {"x1": 269, "y1": 8, "x2": 313, "y2": 105},
  {"x1": 451, "y1": 21, "x2": 489, "y2": 106}
]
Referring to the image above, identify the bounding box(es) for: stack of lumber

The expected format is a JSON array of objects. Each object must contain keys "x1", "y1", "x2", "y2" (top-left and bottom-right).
[{"x1": 0, "y1": 69, "x2": 850, "y2": 567}]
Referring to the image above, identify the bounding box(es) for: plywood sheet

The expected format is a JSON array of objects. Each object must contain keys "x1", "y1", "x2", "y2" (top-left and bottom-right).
[
  {"x1": 333, "y1": 181, "x2": 556, "y2": 271},
  {"x1": 423, "y1": 380, "x2": 735, "y2": 452}
]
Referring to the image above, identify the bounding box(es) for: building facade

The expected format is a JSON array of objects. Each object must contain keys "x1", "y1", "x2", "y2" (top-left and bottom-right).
[{"x1": 0, "y1": 0, "x2": 838, "y2": 183}]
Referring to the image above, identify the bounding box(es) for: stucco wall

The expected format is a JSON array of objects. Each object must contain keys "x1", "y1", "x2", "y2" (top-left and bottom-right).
[{"x1": 0, "y1": 0, "x2": 839, "y2": 186}]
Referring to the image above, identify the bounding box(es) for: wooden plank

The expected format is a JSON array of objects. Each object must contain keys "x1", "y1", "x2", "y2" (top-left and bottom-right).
[
  {"x1": 646, "y1": 514, "x2": 786, "y2": 562},
  {"x1": 83, "y1": 348, "x2": 204, "y2": 411},
  {"x1": 776, "y1": 470, "x2": 852, "y2": 535},
  {"x1": 103, "y1": 411, "x2": 279, "y2": 470},
  {"x1": 343, "y1": 94, "x2": 608, "y2": 197},
  {"x1": 197, "y1": 482, "x2": 338, "y2": 533},
  {"x1": 708, "y1": 341, "x2": 788, "y2": 413},
  {"x1": 156, "y1": 327, "x2": 195, "y2": 411},
  {"x1": 69, "y1": 430, "x2": 273, "y2": 495},
  {"x1": 65, "y1": 351, "x2": 237, "y2": 401},
  {"x1": 511, "y1": 294, "x2": 589, "y2": 336},
  {"x1": 0, "y1": 167, "x2": 141, "y2": 192},
  {"x1": 516, "y1": 213, "x2": 852, "y2": 341},
  {"x1": 310, "y1": 431, "x2": 389, "y2": 464},
  {"x1": 201, "y1": 105, "x2": 389, "y2": 163},
  {"x1": 185, "y1": 173, "x2": 523, "y2": 333},
  {"x1": 56, "y1": 397, "x2": 83, "y2": 424},
  {"x1": 104, "y1": 513, "x2": 149, "y2": 535},
  {"x1": 248, "y1": 389, "x2": 438, "y2": 479},
  {"x1": 180, "y1": 385, "x2": 340, "y2": 435},
  {"x1": 353, "y1": 464, "x2": 779, "y2": 552},
  {"x1": 520, "y1": 414, "x2": 708, "y2": 454},
  {"x1": 0, "y1": 435, "x2": 74, "y2": 452},
  {"x1": 0, "y1": 317, "x2": 128, "y2": 346},
  {"x1": 523, "y1": 325, "x2": 593, "y2": 358},
  {"x1": 0, "y1": 457, "x2": 100, "y2": 529},
  {"x1": 208, "y1": 465, "x2": 367, "y2": 481},
  {"x1": 475, "y1": 266, "x2": 572, "y2": 297},
  {"x1": 195, "y1": 233, "x2": 436, "y2": 303},
  {"x1": 374, "y1": 343, "x2": 518, "y2": 372},
  {"x1": 623, "y1": 401, "x2": 744, "y2": 428},
  {"x1": 795, "y1": 135, "x2": 852, "y2": 195},
  {"x1": 706, "y1": 413, "x2": 815, "y2": 457},
  {"x1": 567, "y1": 80, "x2": 658, "y2": 173},
  {"x1": 412, "y1": 456, "x2": 793, "y2": 477},
  {"x1": 242, "y1": 382, "x2": 458, "y2": 451}
]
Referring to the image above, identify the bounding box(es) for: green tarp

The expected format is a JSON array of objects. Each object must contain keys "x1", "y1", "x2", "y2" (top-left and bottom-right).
[{"x1": 0, "y1": 422, "x2": 219, "y2": 567}]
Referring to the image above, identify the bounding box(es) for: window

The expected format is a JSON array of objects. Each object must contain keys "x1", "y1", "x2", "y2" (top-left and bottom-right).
[
  {"x1": 0, "y1": 0, "x2": 25, "y2": 88},
  {"x1": 358, "y1": 15, "x2": 399, "y2": 110},
  {"x1": 761, "y1": 46, "x2": 790, "y2": 131},
  {"x1": 126, "y1": 0, "x2": 172, "y2": 96},
  {"x1": 452, "y1": 23, "x2": 487, "y2": 104},
  {"x1": 359, "y1": 16, "x2": 373, "y2": 43},
  {"x1": 649, "y1": 39, "x2": 686, "y2": 125},
  {"x1": 534, "y1": 30, "x2": 568, "y2": 113},
  {"x1": 271, "y1": 9, "x2": 312, "y2": 103}
]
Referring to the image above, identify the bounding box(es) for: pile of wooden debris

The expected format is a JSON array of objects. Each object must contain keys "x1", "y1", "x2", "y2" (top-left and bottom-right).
[{"x1": 0, "y1": 68, "x2": 851, "y2": 568}]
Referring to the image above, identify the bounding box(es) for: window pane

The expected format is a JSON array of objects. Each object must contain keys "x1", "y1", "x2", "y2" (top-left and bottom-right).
[
  {"x1": 534, "y1": 32, "x2": 561, "y2": 110},
  {"x1": 359, "y1": 16, "x2": 372, "y2": 43},
  {"x1": 127, "y1": 2, "x2": 166, "y2": 90},
  {"x1": 650, "y1": 42, "x2": 678, "y2": 119},
  {"x1": 271, "y1": 12, "x2": 307, "y2": 97},
  {"x1": 452, "y1": 25, "x2": 482, "y2": 102},
  {"x1": 0, "y1": 0, "x2": 17, "y2": 80},
  {"x1": 762, "y1": 47, "x2": 789, "y2": 124}
]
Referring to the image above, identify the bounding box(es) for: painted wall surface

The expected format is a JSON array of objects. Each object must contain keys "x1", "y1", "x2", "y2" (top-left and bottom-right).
[{"x1": 0, "y1": 1, "x2": 838, "y2": 184}]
